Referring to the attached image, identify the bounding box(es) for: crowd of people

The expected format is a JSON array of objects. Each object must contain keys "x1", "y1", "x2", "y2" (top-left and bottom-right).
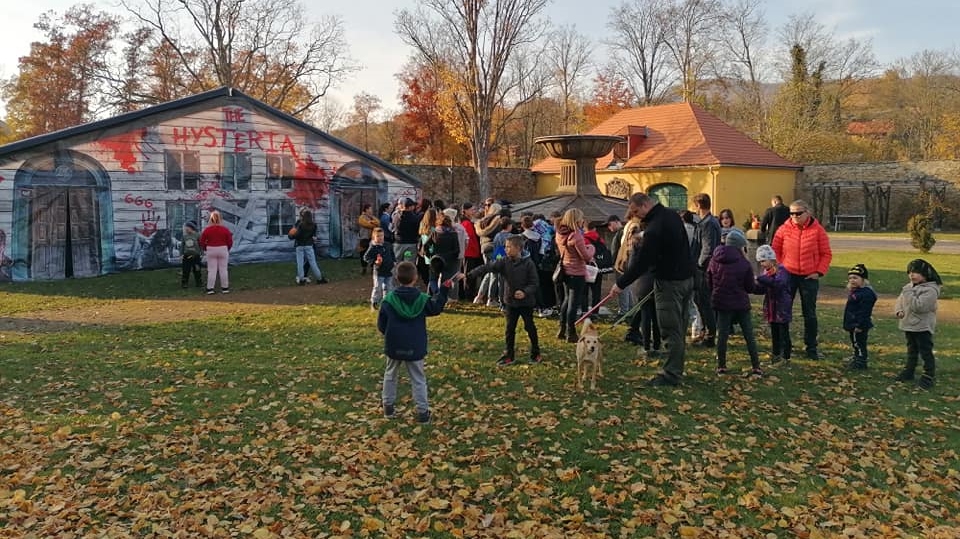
[{"x1": 178, "y1": 193, "x2": 943, "y2": 423}]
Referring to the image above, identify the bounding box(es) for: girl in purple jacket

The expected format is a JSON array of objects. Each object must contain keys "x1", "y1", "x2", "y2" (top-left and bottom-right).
[
  {"x1": 755, "y1": 245, "x2": 793, "y2": 364},
  {"x1": 707, "y1": 230, "x2": 763, "y2": 376}
]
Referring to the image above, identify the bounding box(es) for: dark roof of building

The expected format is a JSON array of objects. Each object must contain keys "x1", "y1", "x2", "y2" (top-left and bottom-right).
[
  {"x1": 0, "y1": 87, "x2": 420, "y2": 186},
  {"x1": 532, "y1": 102, "x2": 800, "y2": 173}
]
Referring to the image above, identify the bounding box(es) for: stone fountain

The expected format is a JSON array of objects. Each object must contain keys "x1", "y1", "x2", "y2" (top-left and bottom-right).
[{"x1": 510, "y1": 134, "x2": 627, "y2": 223}]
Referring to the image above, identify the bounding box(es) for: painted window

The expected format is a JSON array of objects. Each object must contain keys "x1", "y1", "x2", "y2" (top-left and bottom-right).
[
  {"x1": 165, "y1": 150, "x2": 200, "y2": 190},
  {"x1": 266, "y1": 199, "x2": 297, "y2": 237},
  {"x1": 266, "y1": 155, "x2": 296, "y2": 190},
  {"x1": 166, "y1": 201, "x2": 201, "y2": 242},
  {"x1": 221, "y1": 152, "x2": 252, "y2": 191},
  {"x1": 648, "y1": 183, "x2": 688, "y2": 210}
]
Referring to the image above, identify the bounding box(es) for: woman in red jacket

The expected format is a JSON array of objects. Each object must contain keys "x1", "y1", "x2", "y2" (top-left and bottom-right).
[
  {"x1": 199, "y1": 211, "x2": 234, "y2": 294},
  {"x1": 770, "y1": 200, "x2": 832, "y2": 360}
]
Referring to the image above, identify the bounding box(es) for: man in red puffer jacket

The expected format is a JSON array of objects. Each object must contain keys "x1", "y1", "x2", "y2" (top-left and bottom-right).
[{"x1": 771, "y1": 200, "x2": 832, "y2": 360}]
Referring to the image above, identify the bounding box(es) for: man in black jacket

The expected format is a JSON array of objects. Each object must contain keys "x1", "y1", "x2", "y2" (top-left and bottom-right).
[
  {"x1": 611, "y1": 193, "x2": 695, "y2": 387},
  {"x1": 760, "y1": 195, "x2": 790, "y2": 245}
]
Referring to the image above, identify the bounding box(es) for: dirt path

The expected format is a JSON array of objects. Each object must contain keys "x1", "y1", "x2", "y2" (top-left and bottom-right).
[
  {"x1": 1, "y1": 275, "x2": 955, "y2": 333},
  {"x1": 0, "y1": 276, "x2": 374, "y2": 332}
]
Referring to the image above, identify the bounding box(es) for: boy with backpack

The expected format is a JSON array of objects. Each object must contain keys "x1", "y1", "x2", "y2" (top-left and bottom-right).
[{"x1": 180, "y1": 221, "x2": 202, "y2": 288}]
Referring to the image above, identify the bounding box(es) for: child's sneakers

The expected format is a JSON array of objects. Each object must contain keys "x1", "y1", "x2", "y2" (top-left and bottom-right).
[
  {"x1": 496, "y1": 355, "x2": 515, "y2": 366},
  {"x1": 529, "y1": 354, "x2": 542, "y2": 364},
  {"x1": 847, "y1": 357, "x2": 868, "y2": 370},
  {"x1": 221, "y1": 288, "x2": 229, "y2": 294},
  {"x1": 746, "y1": 368, "x2": 764, "y2": 378},
  {"x1": 416, "y1": 410, "x2": 432, "y2": 424},
  {"x1": 894, "y1": 369, "x2": 915, "y2": 382},
  {"x1": 715, "y1": 367, "x2": 728, "y2": 375},
  {"x1": 918, "y1": 374, "x2": 935, "y2": 390},
  {"x1": 383, "y1": 404, "x2": 396, "y2": 419},
  {"x1": 206, "y1": 288, "x2": 215, "y2": 295},
  {"x1": 317, "y1": 276, "x2": 329, "y2": 284}
]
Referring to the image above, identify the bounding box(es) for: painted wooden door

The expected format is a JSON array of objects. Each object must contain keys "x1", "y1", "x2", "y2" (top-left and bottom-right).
[
  {"x1": 338, "y1": 189, "x2": 377, "y2": 258},
  {"x1": 31, "y1": 187, "x2": 100, "y2": 279}
]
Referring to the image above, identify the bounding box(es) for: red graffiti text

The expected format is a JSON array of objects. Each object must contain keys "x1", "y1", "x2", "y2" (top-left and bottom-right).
[
  {"x1": 171, "y1": 126, "x2": 300, "y2": 157},
  {"x1": 223, "y1": 107, "x2": 246, "y2": 123},
  {"x1": 123, "y1": 193, "x2": 154, "y2": 209}
]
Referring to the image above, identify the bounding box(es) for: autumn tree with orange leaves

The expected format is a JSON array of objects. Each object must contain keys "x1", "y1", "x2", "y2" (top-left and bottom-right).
[
  {"x1": 2, "y1": 5, "x2": 118, "y2": 138},
  {"x1": 397, "y1": 62, "x2": 469, "y2": 164},
  {"x1": 583, "y1": 69, "x2": 636, "y2": 128}
]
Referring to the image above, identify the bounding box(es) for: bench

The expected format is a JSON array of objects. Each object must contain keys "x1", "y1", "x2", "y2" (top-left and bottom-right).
[{"x1": 833, "y1": 214, "x2": 866, "y2": 231}]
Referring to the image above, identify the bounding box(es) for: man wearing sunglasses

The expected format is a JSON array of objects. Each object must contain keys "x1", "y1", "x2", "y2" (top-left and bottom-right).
[{"x1": 770, "y1": 200, "x2": 833, "y2": 360}]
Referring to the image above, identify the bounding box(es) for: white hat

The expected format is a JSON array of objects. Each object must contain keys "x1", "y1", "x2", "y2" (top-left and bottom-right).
[
  {"x1": 755, "y1": 244, "x2": 777, "y2": 262},
  {"x1": 442, "y1": 208, "x2": 458, "y2": 221}
]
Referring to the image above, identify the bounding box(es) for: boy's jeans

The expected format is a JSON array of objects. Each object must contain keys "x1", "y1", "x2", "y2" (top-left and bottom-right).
[
  {"x1": 371, "y1": 274, "x2": 394, "y2": 305},
  {"x1": 382, "y1": 358, "x2": 429, "y2": 414}
]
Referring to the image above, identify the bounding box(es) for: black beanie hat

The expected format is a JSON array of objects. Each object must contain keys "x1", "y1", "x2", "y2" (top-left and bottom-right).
[
  {"x1": 185, "y1": 220, "x2": 198, "y2": 231},
  {"x1": 907, "y1": 258, "x2": 943, "y2": 285},
  {"x1": 848, "y1": 263, "x2": 868, "y2": 279}
]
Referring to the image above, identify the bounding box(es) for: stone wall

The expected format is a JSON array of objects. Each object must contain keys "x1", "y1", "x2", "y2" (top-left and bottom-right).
[
  {"x1": 396, "y1": 165, "x2": 536, "y2": 206},
  {"x1": 799, "y1": 161, "x2": 960, "y2": 230}
]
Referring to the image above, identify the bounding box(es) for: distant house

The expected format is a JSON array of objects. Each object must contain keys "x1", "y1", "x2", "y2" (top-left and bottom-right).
[
  {"x1": 531, "y1": 102, "x2": 801, "y2": 222},
  {"x1": 0, "y1": 87, "x2": 421, "y2": 282}
]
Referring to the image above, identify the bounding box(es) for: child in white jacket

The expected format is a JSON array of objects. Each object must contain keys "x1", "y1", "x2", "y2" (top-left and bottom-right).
[{"x1": 894, "y1": 259, "x2": 942, "y2": 390}]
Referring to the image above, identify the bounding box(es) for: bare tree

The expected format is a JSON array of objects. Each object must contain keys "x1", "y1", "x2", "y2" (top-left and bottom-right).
[
  {"x1": 307, "y1": 96, "x2": 346, "y2": 132},
  {"x1": 545, "y1": 25, "x2": 593, "y2": 132},
  {"x1": 351, "y1": 92, "x2": 382, "y2": 152},
  {"x1": 118, "y1": 0, "x2": 357, "y2": 116},
  {"x1": 888, "y1": 49, "x2": 960, "y2": 159},
  {"x1": 605, "y1": 0, "x2": 672, "y2": 105},
  {"x1": 659, "y1": 0, "x2": 724, "y2": 103},
  {"x1": 717, "y1": 0, "x2": 770, "y2": 135},
  {"x1": 396, "y1": 0, "x2": 550, "y2": 200}
]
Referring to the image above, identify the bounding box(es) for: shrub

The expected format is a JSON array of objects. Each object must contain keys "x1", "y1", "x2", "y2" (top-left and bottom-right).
[{"x1": 907, "y1": 212, "x2": 936, "y2": 253}]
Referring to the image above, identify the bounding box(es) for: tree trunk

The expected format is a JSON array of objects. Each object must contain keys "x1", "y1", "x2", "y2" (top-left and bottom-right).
[{"x1": 474, "y1": 145, "x2": 492, "y2": 202}]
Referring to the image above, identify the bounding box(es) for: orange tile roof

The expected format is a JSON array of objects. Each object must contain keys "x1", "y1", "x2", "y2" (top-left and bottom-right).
[{"x1": 532, "y1": 102, "x2": 800, "y2": 173}]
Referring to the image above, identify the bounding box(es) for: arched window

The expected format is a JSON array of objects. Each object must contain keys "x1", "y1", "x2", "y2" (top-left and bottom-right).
[{"x1": 648, "y1": 183, "x2": 687, "y2": 210}]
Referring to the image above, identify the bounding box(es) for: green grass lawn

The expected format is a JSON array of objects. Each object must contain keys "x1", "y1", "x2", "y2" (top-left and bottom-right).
[{"x1": 1, "y1": 258, "x2": 958, "y2": 537}]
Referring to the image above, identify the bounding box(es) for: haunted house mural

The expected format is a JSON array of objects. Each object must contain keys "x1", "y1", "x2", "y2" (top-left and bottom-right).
[{"x1": 0, "y1": 88, "x2": 421, "y2": 281}]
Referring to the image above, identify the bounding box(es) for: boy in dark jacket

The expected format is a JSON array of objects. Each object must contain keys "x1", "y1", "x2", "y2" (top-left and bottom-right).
[
  {"x1": 843, "y1": 264, "x2": 877, "y2": 370},
  {"x1": 706, "y1": 229, "x2": 762, "y2": 376},
  {"x1": 364, "y1": 227, "x2": 397, "y2": 310},
  {"x1": 378, "y1": 261, "x2": 459, "y2": 424},
  {"x1": 180, "y1": 221, "x2": 202, "y2": 288},
  {"x1": 467, "y1": 234, "x2": 542, "y2": 365}
]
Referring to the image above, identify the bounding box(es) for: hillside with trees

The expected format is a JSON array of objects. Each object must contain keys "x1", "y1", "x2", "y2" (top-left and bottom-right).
[{"x1": 4, "y1": 0, "x2": 960, "y2": 198}]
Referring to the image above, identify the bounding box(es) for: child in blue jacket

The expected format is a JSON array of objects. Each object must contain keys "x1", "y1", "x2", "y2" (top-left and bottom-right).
[
  {"x1": 378, "y1": 261, "x2": 460, "y2": 424},
  {"x1": 843, "y1": 264, "x2": 877, "y2": 370}
]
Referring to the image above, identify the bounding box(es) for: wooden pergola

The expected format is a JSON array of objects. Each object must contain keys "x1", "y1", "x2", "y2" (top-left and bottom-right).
[{"x1": 805, "y1": 177, "x2": 950, "y2": 231}]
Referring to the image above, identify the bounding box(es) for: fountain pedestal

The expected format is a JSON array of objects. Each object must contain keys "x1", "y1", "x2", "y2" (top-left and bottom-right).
[{"x1": 535, "y1": 135, "x2": 623, "y2": 196}]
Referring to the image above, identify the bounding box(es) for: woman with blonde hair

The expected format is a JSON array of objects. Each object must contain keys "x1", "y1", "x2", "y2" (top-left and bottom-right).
[
  {"x1": 199, "y1": 211, "x2": 233, "y2": 294},
  {"x1": 555, "y1": 208, "x2": 595, "y2": 342}
]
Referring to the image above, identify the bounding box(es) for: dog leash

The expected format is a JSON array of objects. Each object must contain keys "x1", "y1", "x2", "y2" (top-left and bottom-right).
[
  {"x1": 591, "y1": 290, "x2": 654, "y2": 339},
  {"x1": 574, "y1": 291, "x2": 614, "y2": 326}
]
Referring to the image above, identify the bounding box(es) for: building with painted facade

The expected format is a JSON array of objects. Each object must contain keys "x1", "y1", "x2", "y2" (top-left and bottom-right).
[{"x1": 0, "y1": 88, "x2": 421, "y2": 282}]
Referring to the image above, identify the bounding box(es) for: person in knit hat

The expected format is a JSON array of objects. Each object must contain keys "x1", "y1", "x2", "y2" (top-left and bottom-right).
[
  {"x1": 179, "y1": 220, "x2": 202, "y2": 288},
  {"x1": 894, "y1": 259, "x2": 942, "y2": 389},
  {"x1": 707, "y1": 226, "x2": 763, "y2": 376},
  {"x1": 843, "y1": 264, "x2": 877, "y2": 370},
  {"x1": 755, "y1": 245, "x2": 793, "y2": 364}
]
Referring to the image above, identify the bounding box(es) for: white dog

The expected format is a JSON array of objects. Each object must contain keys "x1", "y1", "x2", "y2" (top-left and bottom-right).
[{"x1": 576, "y1": 318, "x2": 603, "y2": 390}]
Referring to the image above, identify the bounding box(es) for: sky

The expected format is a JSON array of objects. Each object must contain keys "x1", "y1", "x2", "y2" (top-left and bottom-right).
[{"x1": 2, "y1": 0, "x2": 959, "y2": 119}]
